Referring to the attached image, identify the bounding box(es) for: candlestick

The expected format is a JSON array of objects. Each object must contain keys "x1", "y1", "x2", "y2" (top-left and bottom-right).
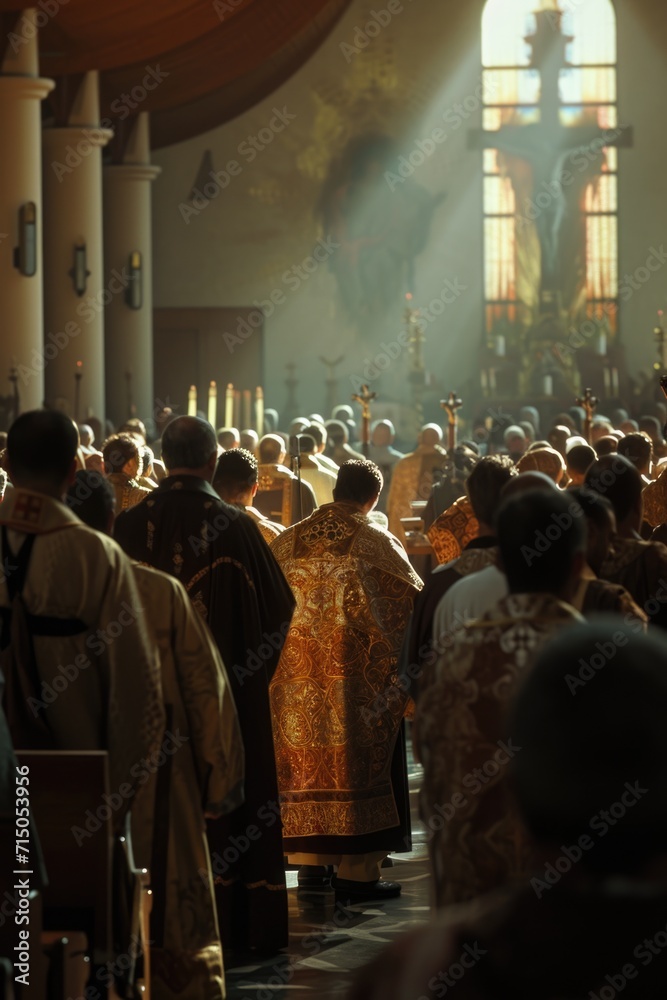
[
  {"x1": 242, "y1": 389, "x2": 252, "y2": 430},
  {"x1": 188, "y1": 384, "x2": 197, "y2": 417},
  {"x1": 207, "y1": 380, "x2": 217, "y2": 427},
  {"x1": 255, "y1": 386, "x2": 264, "y2": 436},
  {"x1": 225, "y1": 383, "x2": 234, "y2": 427}
]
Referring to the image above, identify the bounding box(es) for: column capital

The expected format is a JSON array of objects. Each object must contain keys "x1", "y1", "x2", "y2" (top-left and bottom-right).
[
  {"x1": 0, "y1": 75, "x2": 54, "y2": 101},
  {"x1": 42, "y1": 125, "x2": 114, "y2": 150},
  {"x1": 104, "y1": 163, "x2": 162, "y2": 183}
]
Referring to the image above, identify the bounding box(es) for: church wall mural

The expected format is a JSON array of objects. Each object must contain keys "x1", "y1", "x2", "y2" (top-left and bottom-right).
[{"x1": 151, "y1": 0, "x2": 667, "y2": 435}]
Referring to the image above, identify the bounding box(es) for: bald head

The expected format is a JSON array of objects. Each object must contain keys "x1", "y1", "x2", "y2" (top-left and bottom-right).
[
  {"x1": 161, "y1": 416, "x2": 217, "y2": 476},
  {"x1": 420, "y1": 424, "x2": 443, "y2": 448}
]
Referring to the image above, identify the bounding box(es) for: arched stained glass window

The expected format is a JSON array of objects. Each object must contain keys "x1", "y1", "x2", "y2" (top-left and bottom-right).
[{"x1": 481, "y1": 0, "x2": 619, "y2": 342}]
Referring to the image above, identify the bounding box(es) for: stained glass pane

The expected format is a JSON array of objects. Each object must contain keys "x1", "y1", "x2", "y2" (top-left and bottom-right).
[
  {"x1": 482, "y1": 0, "x2": 618, "y2": 332},
  {"x1": 584, "y1": 175, "x2": 617, "y2": 214},
  {"x1": 484, "y1": 218, "x2": 516, "y2": 301},
  {"x1": 560, "y1": 68, "x2": 616, "y2": 105},
  {"x1": 483, "y1": 69, "x2": 541, "y2": 106},
  {"x1": 484, "y1": 176, "x2": 516, "y2": 215},
  {"x1": 484, "y1": 149, "x2": 500, "y2": 174},
  {"x1": 586, "y1": 215, "x2": 618, "y2": 299},
  {"x1": 483, "y1": 0, "x2": 616, "y2": 67}
]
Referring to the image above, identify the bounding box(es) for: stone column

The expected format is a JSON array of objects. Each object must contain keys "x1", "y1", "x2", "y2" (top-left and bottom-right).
[
  {"x1": 103, "y1": 113, "x2": 161, "y2": 430},
  {"x1": 42, "y1": 71, "x2": 112, "y2": 422},
  {"x1": 0, "y1": 10, "x2": 54, "y2": 415}
]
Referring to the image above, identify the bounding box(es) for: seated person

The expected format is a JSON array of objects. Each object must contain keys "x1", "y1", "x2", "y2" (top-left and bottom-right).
[{"x1": 351, "y1": 620, "x2": 667, "y2": 999}]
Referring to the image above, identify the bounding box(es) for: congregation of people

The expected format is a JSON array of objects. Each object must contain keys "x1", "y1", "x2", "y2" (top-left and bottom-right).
[{"x1": 3, "y1": 393, "x2": 667, "y2": 999}]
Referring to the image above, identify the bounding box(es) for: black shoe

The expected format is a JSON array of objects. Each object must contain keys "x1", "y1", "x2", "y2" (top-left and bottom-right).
[
  {"x1": 297, "y1": 865, "x2": 333, "y2": 889},
  {"x1": 332, "y1": 877, "x2": 401, "y2": 902}
]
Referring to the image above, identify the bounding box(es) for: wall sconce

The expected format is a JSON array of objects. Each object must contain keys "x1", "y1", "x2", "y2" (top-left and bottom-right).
[
  {"x1": 125, "y1": 251, "x2": 142, "y2": 310},
  {"x1": 69, "y1": 243, "x2": 90, "y2": 296},
  {"x1": 13, "y1": 202, "x2": 37, "y2": 276}
]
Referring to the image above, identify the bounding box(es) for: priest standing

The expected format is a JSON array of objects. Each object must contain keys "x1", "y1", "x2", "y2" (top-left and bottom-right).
[
  {"x1": 114, "y1": 416, "x2": 295, "y2": 957},
  {"x1": 269, "y1": 460, "x2": 422, "y2": 901}
]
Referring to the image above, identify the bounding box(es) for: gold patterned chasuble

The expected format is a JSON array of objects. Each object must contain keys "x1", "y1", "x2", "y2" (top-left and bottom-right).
[{"x1": 269, "y1": 503, "x2": 422, "y2": 841}]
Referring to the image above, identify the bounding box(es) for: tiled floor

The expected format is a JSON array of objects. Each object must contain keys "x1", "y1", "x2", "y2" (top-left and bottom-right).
[{"x1": 226, "y1": 750, "x2": 430, "y2": 999}]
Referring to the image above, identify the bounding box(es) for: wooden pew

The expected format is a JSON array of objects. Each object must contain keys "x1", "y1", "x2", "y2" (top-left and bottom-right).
[{"x1": 13, "y1": 751, "x2": 150, "y2": 998}]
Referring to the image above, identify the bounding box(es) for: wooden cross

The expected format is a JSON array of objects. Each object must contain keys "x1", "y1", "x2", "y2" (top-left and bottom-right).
[
  {"x1": 351, "y1": 383, "x2": 377, "y2": 459},
  {"x1": 576, "y1": 387, "x2": 598, "y2": 445},
  {"x1": 441, "y1": 392, "x2": 463, "y2": 452}
]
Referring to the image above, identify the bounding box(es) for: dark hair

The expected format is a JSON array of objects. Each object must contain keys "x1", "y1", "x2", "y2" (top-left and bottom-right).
[
  {"x1": 333, "y1": 460, "x2": 383, "y2": 505},
  {"x1": 566, "y1": 444, "x2": 596, "y2": 476},
  {"x1": 495, "y1": 488, "x2": 585, "y2": 594},
  {"x1": 510, "y1": 621, "x2": 667, "y2": 873},
  {"x1": 639, "y1": 415, "x2": 662, "y2": 441},
  {"x1": 102, "y1": 433, "x2": 140, "y2": 474},
  {"x1": 325, "y1": 419, "x2": 348, "y2": 446},
  {"x1": 298, "y1": 434, "x2": 316, "y2": 454},
  {"x1": 567, "y1": 487, "x2": 614, "y2": 530},
  {"x1": 466, "y1": 455, "x2": 517, "y2": 526},
  {"x1": 595, "y1": 435, "x2": 618, "y2": 457},
  {"x1": 7, "y1": 410, "x2": 78, "y2": 486},
  {"x1": 617, "y1": 432, "x2": 652, "y2": 470},
  {"x1": 217, "y1": 427, "x2": 239, "y2": 449},
  {"x1": 584, "y1": 454, "x2": 642, "y2": 523},
  {"x1": 213, "y1": 448, "x2": 258, "y2": 499},
  {"x1": 118, "y1": 418, "x2": 147, "y2": 443},
  {"x1": 161, "y1": 416, "x2": 217, "y2": 471},
  {"x1": 65, "y1": 470, "x2": 115, "y2": 532},
  {"x1": 258, "y1": 434, "x2": 284, "y2": 464},
  {"x1": 306, "y1": 423, "x2": 326, "y2": 448}
]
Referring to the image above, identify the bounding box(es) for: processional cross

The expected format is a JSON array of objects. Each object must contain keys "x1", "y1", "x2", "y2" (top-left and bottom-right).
[
  {"x1": 351, "y1": 383, "x2": 376, "y2": 459},
  {"x1": 441, "y1": 392, "x2": 463, "y2": 452},
  {"x1": 576, "y1": 387, "x2": 598, "y2": 444},
  {"x1": 470, "y1": 7, "x2": 632, "y2": 315}
]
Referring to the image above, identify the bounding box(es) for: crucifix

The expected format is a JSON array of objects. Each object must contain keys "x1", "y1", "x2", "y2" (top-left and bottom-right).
[
  {"x1": 440, "y1": 392, "x2": 463, "y2": 453},
  {"x1": 576, "y1": 387, "x2": 598, "y2": 445},
  {"x1": 351, "y1": 383, "x2": 376, "y2": 459},
  {"x1": 320, "y1": 355, "x2": 344, "y2": 419},
  {"x1": 470, "y1": 7, "x2": 632, "y2": 316}
]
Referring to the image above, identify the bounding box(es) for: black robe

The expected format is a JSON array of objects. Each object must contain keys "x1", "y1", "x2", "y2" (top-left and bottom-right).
[{"x1": 114, "y1": 475, "x2": 295, "y2": 955}]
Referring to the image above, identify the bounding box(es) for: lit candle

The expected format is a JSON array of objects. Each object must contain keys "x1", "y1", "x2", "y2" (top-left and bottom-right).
[
  {"x1": 233, "y1": 390, "x2": 241, "y2": 429},
  {"x1": 603, "y1": 368, "x2": 611, "y2": 396},
  {"x1": 225, "y1": 383, "x2": 234, "y2": 427},
  {"x1": 188, "y1": 385, "x2": 197, "y2": 416},
  {"x1": 242, "y1": 389, "x2": 252, "y2": 430},
  {"x1": 255, "y1": 386, "x2": 264, "y2": 435},
  {"x1": 495, "y1": 335, "x2": 506, "y2": 358},
  {"x1": 543, "y1": 374, "x2": 553, "y2": 397},
  {"x1": 207, "y1": 380, "x2": 217, "y2": 427}
]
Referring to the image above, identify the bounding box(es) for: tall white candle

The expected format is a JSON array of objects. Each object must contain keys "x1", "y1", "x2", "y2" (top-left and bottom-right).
[
  {"x1": 188, "y1": 385, "x2": 197, "y2": 416},
  {"x1": 207, "y1": 381, "x2": 217, "y2": 427}
]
